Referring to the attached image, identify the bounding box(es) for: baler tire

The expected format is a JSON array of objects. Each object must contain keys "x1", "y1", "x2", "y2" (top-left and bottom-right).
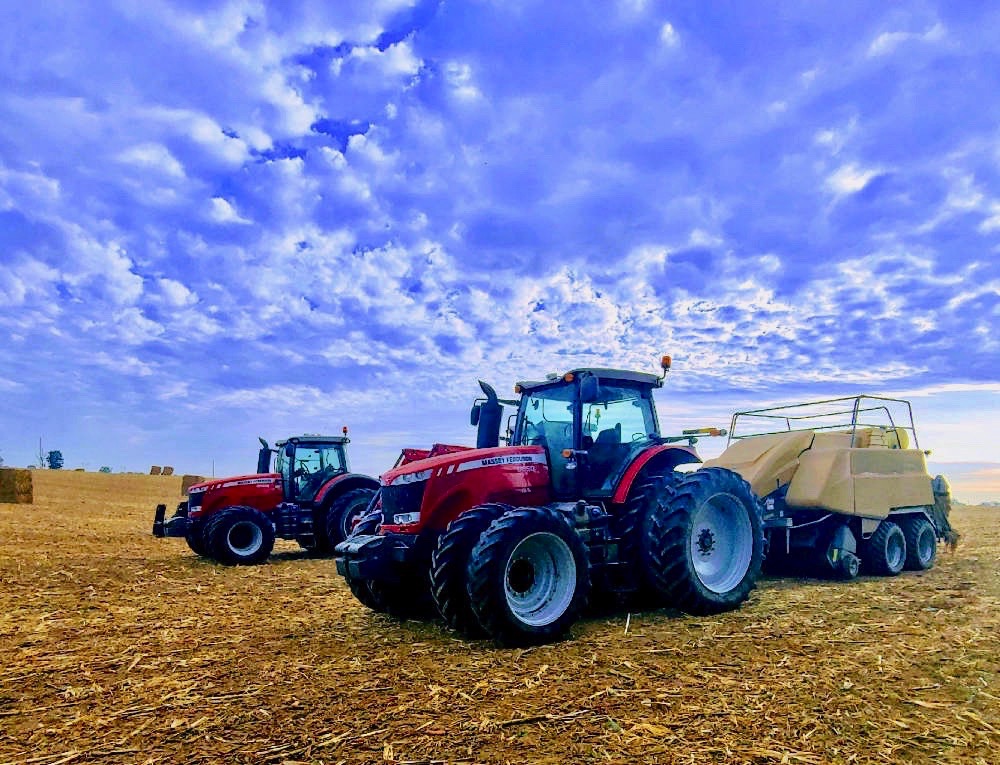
[
  {"x1": 205, "y1": 506, "x2": 275, "y2": 565},
  {"x1": 325, "y1": 488, "x2": 378, "y2": 549},
  {"x1": 864, "y1": 520, "x2": 906, "y2": 576},
  {"x1": 642, "y1": 467, "x2": 764, "y2": 615},
  {"x1": 430, "y1": 503, "x2": 513, "y2": 637},
  {"x1": 467, "y1": 506, "x2": 590, "y2": 647},
  {"x1": 614, "y1": 471, "x2": 681, "y2": 605},
  {"x1": 900, "y1": 516, "x2": 936, "y2": 571}
]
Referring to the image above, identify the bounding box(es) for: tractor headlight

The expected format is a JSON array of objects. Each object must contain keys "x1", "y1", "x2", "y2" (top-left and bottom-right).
[{"x1": 393, "y1": 512, "x2": 421, "y2": 525}]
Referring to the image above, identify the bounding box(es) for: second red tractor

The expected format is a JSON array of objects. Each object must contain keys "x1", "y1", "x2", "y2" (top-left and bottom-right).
[{"x1": 154, "y1": 433, "x2": 378, "y2": 565}]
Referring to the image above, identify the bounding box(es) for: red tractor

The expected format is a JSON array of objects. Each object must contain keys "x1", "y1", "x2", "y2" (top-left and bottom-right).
[
  {"x1": 336, "y1": 359, "x2": 765, "y2": 645},
  {"x1": 153, "y1": 433, "x2": 378, "y2": 565}
]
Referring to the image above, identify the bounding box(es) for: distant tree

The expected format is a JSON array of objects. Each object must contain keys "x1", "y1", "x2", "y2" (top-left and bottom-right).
[
  {"x1": 99, "y1": 466, "x2": 112, "y2": 473},
  {"x1": 46, "y1": 450, "x2": 64, "y2": 470},
  {"x1": 0, "y1": 452, "x2": 4, "y2": 467}
]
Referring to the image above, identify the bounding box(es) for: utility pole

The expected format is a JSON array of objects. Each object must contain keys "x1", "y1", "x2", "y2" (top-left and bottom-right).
[{"x1": 37, "y1": 437, "x2": 45, "y2": 469}]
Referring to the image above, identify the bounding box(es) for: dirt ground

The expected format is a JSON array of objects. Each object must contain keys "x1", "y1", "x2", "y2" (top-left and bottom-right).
[{"x1": 1, "y1": 471, "x2": 998, "y2": 765}]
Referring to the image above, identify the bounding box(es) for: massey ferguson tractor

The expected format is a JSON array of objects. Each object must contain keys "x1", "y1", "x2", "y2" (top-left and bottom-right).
[
  {"x1": 336, "y1": 359, "x2": 765, "y2": 646},
  {"x1": 702, "y1": 395, "x2": 956, "y2": 579},
  {"x1": 153, "y1": 433, "x2": 378, "y2": 565}
]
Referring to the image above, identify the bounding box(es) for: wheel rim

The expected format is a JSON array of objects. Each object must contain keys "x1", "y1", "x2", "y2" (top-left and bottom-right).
[
  {"x1": 341, "y1": 503, "x2": 365, "y2": 540},
  {"x1": 689, "y1": 493, "x2": 754, "y2": 594},
  {"x1": 503, "y1": 532, "x2": 576, "y2": 627},
  {"x1": 886, "y1": 529, "x2": 904, "y2": 570},
  {"x1": 227, "y1": 520, "x2": 263, "y2": 555},
  {"x1": 917, "y1": 526, "x2": 936, "y2": 564}
]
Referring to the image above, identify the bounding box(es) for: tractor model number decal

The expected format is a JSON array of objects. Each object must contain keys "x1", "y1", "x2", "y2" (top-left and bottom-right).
[
  {"x1": 456, "y1": 453, "x2": 547, "y2": 472},
  {"x1": 217, "y1": 477, "x2": 278, "y2": 489}
]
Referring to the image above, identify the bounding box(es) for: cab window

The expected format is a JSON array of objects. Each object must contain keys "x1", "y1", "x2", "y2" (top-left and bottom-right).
[{"x1": 292, "y1": 444, "x2": 345, "y2": 501}]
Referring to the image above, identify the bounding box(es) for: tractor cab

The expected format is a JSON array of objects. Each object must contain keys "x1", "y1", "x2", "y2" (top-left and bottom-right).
[
  {"x1": 272, "y1": 435, "x2": 351, "y2": 502},
  {"x1": 509, "y1": 369, "x2": 664, "y2": 499}
]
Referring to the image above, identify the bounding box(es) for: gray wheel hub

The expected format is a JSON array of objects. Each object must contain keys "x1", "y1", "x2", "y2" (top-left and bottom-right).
[
  {"x1": 504, "y1": 532, "x2": 576, "y2": 627},
  {"x1": 886, "y1": 530, "x2": 904, "y2": 570},
  {"x1": 690, "y1": 493, "x2": 753, "y2": 594},
  {"x1": 227, "y1": 520, "x2": 263, "y2": 556},
  {"x1": 916, "y1": 525, "x2": 935, "y2": 564}
]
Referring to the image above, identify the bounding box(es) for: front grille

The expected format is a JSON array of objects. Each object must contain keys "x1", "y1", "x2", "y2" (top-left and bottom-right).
[
  {"x1": 187, "y1": 490, "x2": 204, "y2": 511},
  {"x1": 381, "y1": 480, "x2": 427, "y2": 525}
]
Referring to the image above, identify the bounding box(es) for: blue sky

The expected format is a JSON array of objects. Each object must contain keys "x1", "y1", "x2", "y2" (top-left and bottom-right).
[{"x1": 0, "y1": 1, "x2": 997, "y2": 501}]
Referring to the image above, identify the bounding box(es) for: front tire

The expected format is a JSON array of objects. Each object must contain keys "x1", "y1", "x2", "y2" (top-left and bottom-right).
[
  {"x1": 900, "y1": 516, "x2": 937, "y2": 571},
  {"x1": 864, "y1": 520, "x2": 906, "y2": 576},
  {"x1": 430, "y1": 503, "x2": 512, "y2": 637},
  {"x1": 185, "y1": 520, "x2": 209, "y2": 557},
  {"x1": 643, "y1": 467, "x2": 764, "y2": 615},
  {"x1": 468, "y1": 507, "x2": 590, "y2": 647},
  {"x1": 205, "y1": 507, "x2": 275, "y2": 565}
]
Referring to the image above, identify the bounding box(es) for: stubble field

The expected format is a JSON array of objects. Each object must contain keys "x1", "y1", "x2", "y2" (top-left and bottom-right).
[{"x1": 1, "y1": 470, "x2": 998, "y2": 765}]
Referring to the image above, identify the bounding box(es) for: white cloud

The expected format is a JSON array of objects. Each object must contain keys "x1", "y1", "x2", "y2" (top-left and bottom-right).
[
  {"x1": 208, "y1": 197, "x2": 252, "y2": 224},
  {"x1": 117, "y1": 143, "x2": 186, "y2": 178},
  {"x1": 659, "y1": 22, "x2": 679, "y2": 47},
  {"x1": 158, "y1": 278, "x2": 198, "y2": 307},
  {"x1": 868, "y1": 23, "x2": 946, "y2": 57},
  {"x1": 825, "y1": 163, "x2": 882, "y2": 195}
]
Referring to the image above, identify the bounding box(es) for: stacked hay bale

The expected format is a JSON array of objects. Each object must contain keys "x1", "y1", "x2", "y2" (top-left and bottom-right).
[
  {"x1": 0, "y1": 468, "x2": 33, "y2": 504},
  {"x1": 181, "y1": 474, "x2": 206, "y2": 495},
  {"x1": 162, "y1": 466, "x2": 175, "y2": 476},
  {"x1": 150, "y1": 466, "x2": 161, "y2": 475}
]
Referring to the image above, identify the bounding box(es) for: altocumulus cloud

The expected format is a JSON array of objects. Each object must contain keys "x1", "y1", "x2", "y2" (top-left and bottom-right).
[{"x1": 0, "y1": 0, "x2": 997, "y2": 494}]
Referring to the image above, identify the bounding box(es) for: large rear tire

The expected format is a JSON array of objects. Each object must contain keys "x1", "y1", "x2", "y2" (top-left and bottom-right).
[
  {"x1": 468, "y1": 507, "x2": 590, "y2": 647},
  {"x1": 864, "y1": 520, "x2": 906, "y2": 576},
  {"x1": 325, "y1": 488, "x2": 378, "y2": 549},
  {"x1": 643, "y1": 467, "x2": 763, "y2": 615},
  {"x1": 204, "y1": 507, "x2": 275, "y2": 565},
  {"x1": 613, "y1": 471, "x2": 680, "y2": 605},
  {"x1": 900, "y1": 516, "x2": 937, "y2": 571},
  {"x1": 430, "y1": 503, "x2": 512, "y2": 636}
]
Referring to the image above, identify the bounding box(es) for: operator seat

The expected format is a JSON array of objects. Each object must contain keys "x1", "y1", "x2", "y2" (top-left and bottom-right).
[{"x1": 585, "y1": 423, "x2": 623, "y2": 491}]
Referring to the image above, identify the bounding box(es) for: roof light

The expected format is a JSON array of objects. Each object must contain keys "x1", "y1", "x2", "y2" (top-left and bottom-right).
[
  {"x1": 661, "y1": 355, "x2": 672, "y2": 371},
  {"x1": 563, "y1": 372, "x2": 574, "y2": 382},
  {"x1": 514, "y1": 383, "x2": 523, "y2": 394},
  {"x1": 342, "y1": 425, "x2": 349, "y2": 435}
]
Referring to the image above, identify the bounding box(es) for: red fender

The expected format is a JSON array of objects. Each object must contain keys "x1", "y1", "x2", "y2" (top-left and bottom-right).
[
  {"x1": 314, "y1": 472, "x2": 379, "y2": 506},
  {"x1": 611, "y1": 444, "x2": 700, "y2": 504}
]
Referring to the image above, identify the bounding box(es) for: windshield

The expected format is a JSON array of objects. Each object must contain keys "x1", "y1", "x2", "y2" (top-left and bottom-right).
[
  {"x1": 582, "y1": 384, "x2": 658, "y2": 446},
  {"x1": 290, "y1": 443, "x2": 346, "y2": 501}
]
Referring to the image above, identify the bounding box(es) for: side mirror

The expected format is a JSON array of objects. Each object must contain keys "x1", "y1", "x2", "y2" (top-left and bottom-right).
[
  {"x1": 580, "y1": 373, "x2": 601, "y2": 403},
  {"x1": 470, "y1": 402, "x2": 482, "y2": 426},
  {"x1": 284, "y1": 443, "x2": 295, "y2": 458}
]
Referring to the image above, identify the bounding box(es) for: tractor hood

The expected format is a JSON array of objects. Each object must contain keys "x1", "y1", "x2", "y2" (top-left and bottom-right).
[
  {"x1": 381, "y1": 445, "x2": 547, "y2": 487},
  {"x1": 187, "y1": 473, "x2": 281, "y2": 495},
  {"x1": 379, "y1": 444, "x2": 551, "y2": 533}
]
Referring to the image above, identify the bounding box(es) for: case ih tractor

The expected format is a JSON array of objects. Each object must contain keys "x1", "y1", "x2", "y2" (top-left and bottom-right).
[
  {"x1": 703, "y1": 395, "x2": 956, "y2": 579},
  {"x1": 153, "y1": 433, "x2": 378, "y2": 565},
  {"x1": 336, "y1": 359, "x2": 765, "y2": 646}
]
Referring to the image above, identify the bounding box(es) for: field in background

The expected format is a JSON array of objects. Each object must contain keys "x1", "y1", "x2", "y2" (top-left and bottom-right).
[{"x1": 1, "y1": 471, "x2": 998, "y2": 764}]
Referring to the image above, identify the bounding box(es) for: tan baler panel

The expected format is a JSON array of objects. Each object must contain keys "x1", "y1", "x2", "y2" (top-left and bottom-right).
[
  {"x1": 704, "y1": 431, "x2": 814, "y2": 497},
  {"x1": 786, "y1": 447, "x2": 933, "y2": 518},
  {"x1": 785, "y1": 448, "x2": 855, "y2": 514},
  {"x1": 851, "y1": 449, "x2": 933, "y2": 516}
]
